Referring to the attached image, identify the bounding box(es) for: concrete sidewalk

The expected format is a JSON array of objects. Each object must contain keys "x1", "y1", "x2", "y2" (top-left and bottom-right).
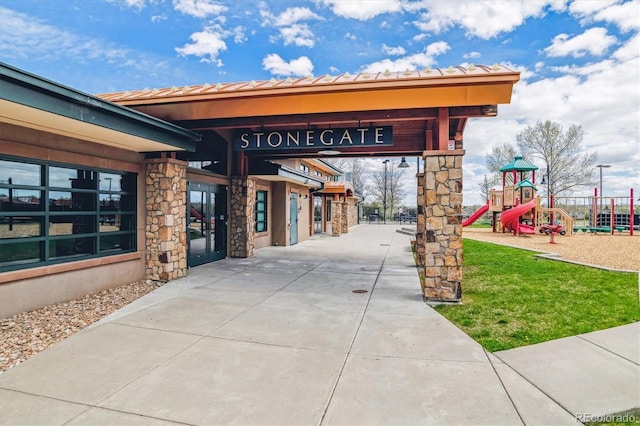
[{"x1": 0, "y1": 224, "x2": 637, "y2": 425}]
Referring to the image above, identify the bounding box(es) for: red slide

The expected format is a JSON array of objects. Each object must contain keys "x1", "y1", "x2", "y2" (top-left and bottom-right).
[
  {"x1": 462, "y1": 201, "x2": 489, "y2": 227},
  {"x1": 500, "y1": 198, "x2": 537, "y2": 234}
]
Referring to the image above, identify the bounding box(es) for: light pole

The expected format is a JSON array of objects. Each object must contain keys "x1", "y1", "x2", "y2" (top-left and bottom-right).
[
  {"x1": 541, "y1": 164, "x2": 550, "y2": 207},
  {"x1": 382, "y1": 159, "x2": 389, "y2": 224},
  {"x1": 597, "y1": 164, "x2": 611, "y2": 213}
]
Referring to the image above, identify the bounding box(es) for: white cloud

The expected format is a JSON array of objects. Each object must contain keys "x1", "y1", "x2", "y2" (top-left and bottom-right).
[
  {"x1": 345, "y1": 32, "x2": 357, "y2": 41},
  {"x1": 315, "y1": 0, "x2": 403, "y2": 20},
  {"x1": 382, "y1": 44, "x2": 406, "y2": 55},
  {"x1": 463, "y1": 51, "x2": 481, "y2": 59},
  {"x1": 360, "y1": 41, "x2": 449, "y2": 73},
  {"x1": 232, "y1": 26, "x2": 247, "y2": 44},
  {"x1": 413, "y1": 1, "x2": 560, "y2": 39},
  {"x1": 544, "y1": 27, "x2": 617, "y2": 58},
  {"x1": 569, "y1": 0, "x2": 640, "y2": 32},
  {"x1": 105, "y1": 0, "x2": 146, "y2": 10},
  {"x1": 260, "y1": 5, "x2": 321, "y2": 48},
  {"x1": 273, "y1": 6, "x2": 322, "y2": 26},
  {"x1": 175, "y1": 27, "x2": 228, "y2": 65},
  {"x1": 262, "y1": 54, "x2": 314, "y2": 76},
  {"x1": 151, "y1": 14, "x2": 167, "y2": 23},
  {"x1": 280, "y1": 23, "x2": 315, "y2": 47},
  {"x1": 0, "y1": 7, "x2": 130, "y2": 64},
  {"x1": 172, "y1": 0, "x2": 227, "y2": 19}
]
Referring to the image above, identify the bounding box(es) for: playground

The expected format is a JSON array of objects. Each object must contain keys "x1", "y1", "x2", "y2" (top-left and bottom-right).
[
  {"x1": 463, "y1": 227, "x2": 639, "y2": 271},
  {"x1": 460, "y1": 156, "x2": 639, "y2": 271}
]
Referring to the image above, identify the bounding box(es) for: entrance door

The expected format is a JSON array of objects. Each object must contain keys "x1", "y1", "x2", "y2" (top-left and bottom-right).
[
  {"x1": 188, "y1": 182, "x2": 227, "y2": 267},
  {"x1": 313, "y1": 196, "x2": 323, "y2": 233},
  {"x1": 290, "y1": 193, "x2": 298, "y2": 245}
]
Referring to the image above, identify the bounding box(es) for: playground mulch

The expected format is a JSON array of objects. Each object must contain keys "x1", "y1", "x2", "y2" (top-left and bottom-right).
[{"x1": 463, "y1": 228, "x2": 640, "y2": 272}]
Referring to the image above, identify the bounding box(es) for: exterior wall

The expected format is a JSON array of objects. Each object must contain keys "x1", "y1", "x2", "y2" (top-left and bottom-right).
[
  {"x1": 419, "y1": 151, "x2": 464, "y2": 302},
  {"x1": 0, "y1": 124, "x2": 146, "y2": 318},
  {"x1": 272, "y1": 182, "x2": 288, "y2": 247},
  {"x1": 145, "y1": 158, "x2": 188, "y2": 281}
]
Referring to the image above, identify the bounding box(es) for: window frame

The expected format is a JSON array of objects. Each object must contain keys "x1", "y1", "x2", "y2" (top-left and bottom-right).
[
  {"x1": 255, "y1": 189, "x2": 268, "y2": 233},
  {"x1": 0, "y1": 155, "x2": 138, "y2": 272}
]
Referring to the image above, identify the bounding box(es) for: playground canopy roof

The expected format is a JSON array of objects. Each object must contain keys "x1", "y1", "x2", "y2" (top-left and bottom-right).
[
  {"x1": 499, "y1": 156, "x2": 539, "y2": 172},
  {"x1": 516, "y1": 178, "x2": 537, "y2": 190}
]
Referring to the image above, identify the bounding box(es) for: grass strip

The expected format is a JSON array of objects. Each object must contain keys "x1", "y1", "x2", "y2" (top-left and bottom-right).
[{"x1": 434, "y1": 239, "x2": 640, "y2": 352}]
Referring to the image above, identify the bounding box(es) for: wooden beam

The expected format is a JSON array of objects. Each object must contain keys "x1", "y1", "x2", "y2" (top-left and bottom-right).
[{"x1": 437, "y1": 107, "x2": 449, "y2": 150}]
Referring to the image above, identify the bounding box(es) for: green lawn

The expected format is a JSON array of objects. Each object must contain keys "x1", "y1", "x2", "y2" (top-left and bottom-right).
[{"x1": 434, "y1": 239, "x2": 640, "y2": 352}]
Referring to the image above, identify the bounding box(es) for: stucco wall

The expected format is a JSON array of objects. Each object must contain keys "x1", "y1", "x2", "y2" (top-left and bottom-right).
[{"x1": 0, "y1": 125, "x2": 146, "y2": 318}]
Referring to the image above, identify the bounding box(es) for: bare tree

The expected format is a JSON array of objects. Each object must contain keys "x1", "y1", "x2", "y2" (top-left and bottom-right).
[
  {"x1": 516, "y1": 121, "x2": 597, "y2": 195},
  {"x1": 369, "y1": 161, "x2": 407, "y2": 220},
  {"x1": 486, "y1": 143, "x2": 518, "y2": 176},
  {"x1": 327, "y1": 158, "x2": 366, "y2": 195},
  {"x1": 478, "y1": 174, "x2": 498, "y2": 202}
]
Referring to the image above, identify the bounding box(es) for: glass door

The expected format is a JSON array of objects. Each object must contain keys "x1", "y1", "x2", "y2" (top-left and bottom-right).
[
  {"x1": 313, "y1": 196, "x2": 323, "y2": 233},
  {"x1": 188, "y1": 182, "x2": 227, "y2": 267}
]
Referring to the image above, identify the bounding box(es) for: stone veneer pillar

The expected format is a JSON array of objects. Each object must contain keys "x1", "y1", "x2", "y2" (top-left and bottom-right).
[
  {"x1": 332, "y1": 201, "x2": 343, "y2": 237},
  {"x1": 229, "y1": 177, "x2": 256, "y2": 257},
  {"x1": 415, "y1": 171, "x2": 426, "y2": 269},
  {"x1": 145, "y1": 158, "x2": 188, "y2": 282},
  {"x1": 341, "y1": 202, "x2": 349, "y2": 234},
  {"x1": 420, "y1": 151, "x2": 464, "y2": 302}
]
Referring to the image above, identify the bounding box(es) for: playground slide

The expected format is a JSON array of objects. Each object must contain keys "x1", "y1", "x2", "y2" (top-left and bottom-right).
[
  {"x1": 462, "y1": 201, "x2": 490, "y2": 227},
  {"x1": 500, "y1": 198, "x2": 537, "y2": 234}
]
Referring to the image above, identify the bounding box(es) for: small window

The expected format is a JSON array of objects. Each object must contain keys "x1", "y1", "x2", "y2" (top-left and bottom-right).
[
  {"x1": 255, "y1": 190, "x2": 268, "y2": 233},
  {"x1": 300, "y1": 164, "x2": 310, "y2": 174}
]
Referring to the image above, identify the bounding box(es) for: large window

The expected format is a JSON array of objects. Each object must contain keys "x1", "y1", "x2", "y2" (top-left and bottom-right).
[
  {"x1": 0, "y1": 156, "x2": 137, "y2": 272},
  {"x1": 255, "y1": 190, "x2": 268, "y2": 233}
]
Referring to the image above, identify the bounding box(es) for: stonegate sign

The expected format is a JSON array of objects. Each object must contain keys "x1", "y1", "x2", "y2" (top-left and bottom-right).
[{"x1": 233, "y1": 126, "x2": 393, "y2": 151}]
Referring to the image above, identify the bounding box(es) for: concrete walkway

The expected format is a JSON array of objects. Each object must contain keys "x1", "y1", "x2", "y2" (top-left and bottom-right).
[{"x1": 0, "y1": 224, "x2": 637, "y2": 425}]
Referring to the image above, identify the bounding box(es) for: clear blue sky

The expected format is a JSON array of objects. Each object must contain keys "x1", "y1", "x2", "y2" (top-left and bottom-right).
[{"x1": 1, "y1": 0, "x2": 638, "y2": 205}]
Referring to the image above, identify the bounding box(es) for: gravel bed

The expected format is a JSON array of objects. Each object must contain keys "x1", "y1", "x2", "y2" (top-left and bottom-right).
[
  {"x1": 463, "y1": 228, "x2": 640, "y2": 272},
  {"x1": 0, "y1": 280, "x2": 163, "y2": 373}
]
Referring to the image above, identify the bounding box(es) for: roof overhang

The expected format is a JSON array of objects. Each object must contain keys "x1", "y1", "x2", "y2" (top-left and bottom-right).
[
  {"x1": 1, "y1": 62, "x2": 201, "y2": 152},
  {"x1": 99, "y1": 65, "x2": 519, "y2": 159},
  {"x1": 250, "y1": 160, "x2": 324, "y2": 189}
]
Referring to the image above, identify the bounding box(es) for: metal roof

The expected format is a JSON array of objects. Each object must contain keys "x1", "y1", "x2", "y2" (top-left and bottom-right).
[
  {"x1": 499, "y1": 156, "x2": 539, "y2": 172},
  {"x1": 98, "y1": 64, "x2": 517, "y2": 104},
  {"x1": 1, "y1": 62, "x2": 201, "y2": 152}
]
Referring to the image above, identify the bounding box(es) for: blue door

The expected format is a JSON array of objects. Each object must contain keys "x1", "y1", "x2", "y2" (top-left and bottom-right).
[{"x1": 290, "y1": 193, "x2": 298, "y2": 245}]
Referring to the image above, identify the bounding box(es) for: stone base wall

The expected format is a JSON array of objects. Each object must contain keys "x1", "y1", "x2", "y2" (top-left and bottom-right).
[
  {"x1": 145, "y1": 158, "x2": 187, "y2": 281},
  {"x1": 332, "y1": 201, "x2": 343, "y2": 236},
  {"x1": 420, "y1": 152, "x2": 464, "y2": 302},
  {"x1": 347, "y1": 198, "x2": 359, "y2": 229},
  {"x1": 230, "y1": 177, "x2": 256, "y2": 257},
  {"x1": 416, "y1": 172, "x2": 426, "y2": 269},
  {"x1": 341, "y1": 202, "x2": 349, "y2": 234}
]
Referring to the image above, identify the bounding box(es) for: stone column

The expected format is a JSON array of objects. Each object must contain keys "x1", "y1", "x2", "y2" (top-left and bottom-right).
[
  {"x1": 416, "y1": 171, "x2": 426, "y2": 269},
  {"x1": 341, "y1": 202, "x2": 349, "y2": 234},
  {"x1": 145, "y1": 158, "x2": 187, "y2": 282},
  {"x1": 421, "y1": 151, "x2": 464, "y2": 302},
  {"x1": 229, "y1": 176, "x2": 256, "y2": 257},
  {"x1": 332, "y1": 201, "x2": 343, "y2": 237}
]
